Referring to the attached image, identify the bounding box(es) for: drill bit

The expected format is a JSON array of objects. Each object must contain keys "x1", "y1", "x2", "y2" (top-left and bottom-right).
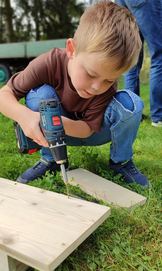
[{"x1": 60, "y1": 164, "x2": 70, "y2": 198}]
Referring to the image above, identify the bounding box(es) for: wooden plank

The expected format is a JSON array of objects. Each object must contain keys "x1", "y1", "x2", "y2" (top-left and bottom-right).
[
  {"x1": 0, "y1": 178, "x2": 110, "y2": 271},
  {"x1": 0, "y1": 249, "x2": 8, "y2": 271},
  {"x1": 67, "y1": 168, "x2": 147, "y2": 210},
  {"x1": 8, "y1": 257, "x2": 29, "y2": 271},
  {"x1": 0, "y1": 249, "x2": 29, "y2": 271}
]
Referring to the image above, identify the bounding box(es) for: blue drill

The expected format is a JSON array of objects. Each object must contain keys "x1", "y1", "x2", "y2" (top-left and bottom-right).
[
  {"x1": 39, "y1": 98, "x2": 69, "y2": 198},
  {"x1": 14, "y1": 98, "x2": 69, "y2": 198}
]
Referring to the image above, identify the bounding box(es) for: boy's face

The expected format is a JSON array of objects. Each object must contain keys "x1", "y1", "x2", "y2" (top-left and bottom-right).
[{"x1": 66, "y1": 39, "x2": 123, "y2": 99}]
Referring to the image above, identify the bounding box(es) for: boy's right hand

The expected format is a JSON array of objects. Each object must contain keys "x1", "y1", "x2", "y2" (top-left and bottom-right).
[
  {"x1": 0, "y1": 85, "x2": 48, "y2": 148},
  {"x1": 18, "y1": 110, "x2": 49, "y2": 148}
]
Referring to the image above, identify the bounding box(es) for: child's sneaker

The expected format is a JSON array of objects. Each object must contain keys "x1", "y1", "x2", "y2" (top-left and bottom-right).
[
  {"x1": 17, "y1": 157, "x2": 69, "y2": 184},
  {"x1": 109, "y1": 159, "x2": 150, "y2": 188}
]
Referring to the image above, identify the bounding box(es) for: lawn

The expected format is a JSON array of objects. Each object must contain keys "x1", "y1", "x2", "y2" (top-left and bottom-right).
[{"x1": 0, "y1": 80, "x2": 162, "y2": 271}]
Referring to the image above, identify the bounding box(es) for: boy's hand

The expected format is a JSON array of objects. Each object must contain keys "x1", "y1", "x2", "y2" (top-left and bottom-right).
[
  {"x1": 18, "y1": 110, "x2": 49, "y2": 148},
  {"x1": 0, "y1": 86, "x2": 48, "y2": 147}
]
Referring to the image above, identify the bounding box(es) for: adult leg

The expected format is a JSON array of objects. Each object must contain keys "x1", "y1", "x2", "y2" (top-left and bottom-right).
[
  {"x1": 116, "y1": 0, "x2": 144, "y2": 97},
  {"x1": 124, "y1": 38, "x2": 144, "y2": 96},
  {"x1": 118, "y1": 0, "x2": 162, "y2": 123}
]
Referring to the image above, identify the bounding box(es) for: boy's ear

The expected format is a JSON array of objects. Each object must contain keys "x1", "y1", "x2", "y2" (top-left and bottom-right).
[{"x1": 66, "y1": 38, "x2": 75, "y2": 59}]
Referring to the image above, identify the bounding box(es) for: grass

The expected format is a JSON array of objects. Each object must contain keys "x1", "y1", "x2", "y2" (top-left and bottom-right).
[{"x1": 0, "y1": 80, "x2": 162, "y2": 271}]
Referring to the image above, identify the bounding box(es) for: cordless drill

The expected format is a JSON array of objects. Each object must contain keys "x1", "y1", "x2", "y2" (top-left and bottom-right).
[
  {"x1": 14, "y1": 121, "x2": 42, "y2": 154},
  {"x1": 14, "y1": 98, "x2": 69, "y2": 198}
]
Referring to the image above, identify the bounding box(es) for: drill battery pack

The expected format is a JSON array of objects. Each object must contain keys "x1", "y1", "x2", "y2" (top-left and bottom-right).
[{"x1": 14, "y1": 121, "x2": 42, "y2": 154}]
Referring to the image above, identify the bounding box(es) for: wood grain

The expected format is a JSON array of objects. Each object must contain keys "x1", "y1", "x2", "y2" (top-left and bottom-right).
[
  {"x1": 67, "y1": 168, "x2": 147, "y2": 209},
  {"x1": 0, "y1": 177, "x2": 110, "y2": 271}
]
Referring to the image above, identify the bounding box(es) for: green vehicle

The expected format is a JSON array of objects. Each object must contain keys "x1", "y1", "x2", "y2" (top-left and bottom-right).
[{"x1": 0, "y1": 39, "x2": 67, "y2": 84}]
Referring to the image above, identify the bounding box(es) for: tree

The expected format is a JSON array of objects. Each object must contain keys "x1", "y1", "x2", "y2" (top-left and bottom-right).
[
  {"x1": 39, "y1": 0, "x2": 85, "y2": 40},
  {"x1": 12, "y1": 0, "x2": 85, "y2": 41},
  {"x1": 0, "y1": 0, "x2": 15, "y2": 42},
  {"x1": 0, "y1": 0, "x2": 6, "y2": 42},
  {"x1": 13, "y1": 0, "x2": 34, "y2": 42},
  {"x1": 0, "y1": 0, "x2": 85, "y2": 43}
]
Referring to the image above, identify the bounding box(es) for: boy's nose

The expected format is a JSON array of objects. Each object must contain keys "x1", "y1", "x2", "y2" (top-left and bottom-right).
[{"x1": 91, "y1": 81, "x2": 103, "y2": 92}]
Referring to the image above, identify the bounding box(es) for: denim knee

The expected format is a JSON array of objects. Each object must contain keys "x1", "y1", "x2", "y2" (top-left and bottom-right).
[
  {"x1": 115, "y1": 90, "x2": 144, "y2": 113},
  {"x1": 114, "y1": 91, "x2": 134, "y2": 111},
  {"x1": 25, "y1": 84, "x2": 59, "y2": 111},
  {"x1": 105, "y1": 90, "x2": 144, "y2": 126}
]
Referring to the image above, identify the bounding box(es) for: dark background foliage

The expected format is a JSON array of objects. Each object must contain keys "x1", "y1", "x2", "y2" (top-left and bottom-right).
[{"x1": 0, "y1": 0, "x2": 86, "y2": 43}]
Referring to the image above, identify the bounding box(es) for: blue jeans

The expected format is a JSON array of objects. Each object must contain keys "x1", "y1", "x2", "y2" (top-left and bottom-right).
[
  {"x1": 25, "y1": 84, "x2": 144, "y2": 163},
  {"x1": 124, "y1": 36, "x2": 144, "y2": 96},
  {"x1": 117, "y1": 0, "x2": 162, "y2": 122}
]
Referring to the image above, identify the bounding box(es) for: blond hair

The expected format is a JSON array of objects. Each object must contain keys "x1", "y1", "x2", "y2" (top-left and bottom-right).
[{"x1": 74, "y1": 0, "x2": 142, "y2": 73}]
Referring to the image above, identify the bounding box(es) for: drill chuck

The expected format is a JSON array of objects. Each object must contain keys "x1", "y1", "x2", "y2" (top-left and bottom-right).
[{"x1": 48, "y1": 138, "x2": 67, "y2": 164}]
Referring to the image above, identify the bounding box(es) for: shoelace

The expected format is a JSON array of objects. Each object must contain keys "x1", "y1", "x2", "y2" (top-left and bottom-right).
[
  {"x1": 33, "y1": 159, "x2": 52, "y2": 170},
  {"x1": 121, "y1": 160, "x2": 138, "y2": 175},
  {"x1": 33, "y1": 161, "x2": 43, "y2": 170}
]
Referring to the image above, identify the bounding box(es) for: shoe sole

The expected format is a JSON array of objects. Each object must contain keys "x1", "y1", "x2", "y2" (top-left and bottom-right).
[
  {"x1": 152, "y1": 122, "x2": 162, "y2": 127},
  {"x1": 17, "y1": 176, "x2": 30, "y2": 184}
]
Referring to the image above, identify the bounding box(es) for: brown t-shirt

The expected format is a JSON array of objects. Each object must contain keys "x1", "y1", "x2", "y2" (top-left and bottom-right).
[{"x1": 7, "y1": 48, "x2": 117, "y2": 132}]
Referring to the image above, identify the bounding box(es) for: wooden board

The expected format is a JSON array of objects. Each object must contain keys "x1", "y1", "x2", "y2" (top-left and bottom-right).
[
  {"x1": 0, "y1": 251, "x2": 29, "y2": 271},
  {"x1": 67, "y1": 168, "x2": 147, "y2": 210},
  {"x1": 0, "y1": 177, "x2": 110, "y2": 271},
  {"x1": 0, "y1": 250, "x2": 8, "y2": 271}
]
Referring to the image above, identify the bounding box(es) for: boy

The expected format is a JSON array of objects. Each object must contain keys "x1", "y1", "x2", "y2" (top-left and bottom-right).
[{"x1": 0, "y1": 1, "x2": 150, "y2": 187}]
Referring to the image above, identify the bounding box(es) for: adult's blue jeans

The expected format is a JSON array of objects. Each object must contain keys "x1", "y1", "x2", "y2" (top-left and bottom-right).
[
  {"x1": 117, "y1": 0, "x2": 162, "y2": 122},
  {"x1": 124, "y1": 37, "x2": 144, "y2": 97},
  {"x1": 25, "y1": 84, "x2": 144, "y2": 163}
]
